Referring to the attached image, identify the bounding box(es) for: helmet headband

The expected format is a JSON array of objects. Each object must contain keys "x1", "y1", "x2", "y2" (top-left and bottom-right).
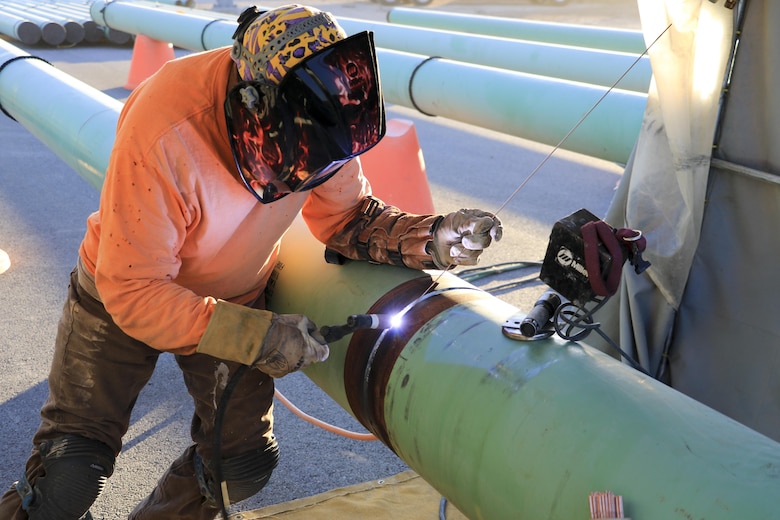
[{"x1": 225, "y1": 31, "x2": 385, "y2": 203}]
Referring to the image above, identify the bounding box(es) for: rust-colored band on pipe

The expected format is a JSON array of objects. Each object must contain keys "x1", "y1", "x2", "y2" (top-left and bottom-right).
[{"x1": 344, "y1": 277, "x2": 485, "y2": 448}]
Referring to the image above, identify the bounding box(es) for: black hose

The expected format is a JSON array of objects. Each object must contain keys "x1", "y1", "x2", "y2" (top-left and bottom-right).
[
  {"x1": 439, "y1": 496, "x2": 448, "y2": 520},
  {"x1": 213, "y1": 364, "x2": 250, "y2": 519}
]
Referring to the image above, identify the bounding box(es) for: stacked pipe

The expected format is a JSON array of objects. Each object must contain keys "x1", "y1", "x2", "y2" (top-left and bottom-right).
[
  {"x1": 3, "y1": 37, "x2": 780, "y2": 519},
  {"x1": 0, "y1": 7, "x2": 39, "y2": 44},
  {"x1": 0, "y1": 0, "x2": 132, "y2": 45}
]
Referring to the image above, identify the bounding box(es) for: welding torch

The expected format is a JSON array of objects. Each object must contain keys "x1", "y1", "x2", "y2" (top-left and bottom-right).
[{"x1": 319, "y1": 314, "x2": 394, "y2": 343}]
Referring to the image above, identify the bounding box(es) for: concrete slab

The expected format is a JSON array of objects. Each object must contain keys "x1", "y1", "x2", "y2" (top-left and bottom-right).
[{"x1": 0, "y1": 1, "x2": 633, "y2": 517}]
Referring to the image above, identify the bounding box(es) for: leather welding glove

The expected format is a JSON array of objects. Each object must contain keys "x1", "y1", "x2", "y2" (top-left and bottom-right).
[
  {"x1": 197, "y1": 300, "x2": 329, "y2": 378},
  {"x1": 429, "y1": 209, "x2": 503, "y2": 269}
]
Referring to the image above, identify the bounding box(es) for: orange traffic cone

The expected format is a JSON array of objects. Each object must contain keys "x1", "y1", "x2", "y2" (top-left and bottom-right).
[
  {"x1": 360, "y1": 118, "x2": 435, "y2": 214},
  {"x1": 124, "y1": 34, "x2": 176, "y2": 90}
]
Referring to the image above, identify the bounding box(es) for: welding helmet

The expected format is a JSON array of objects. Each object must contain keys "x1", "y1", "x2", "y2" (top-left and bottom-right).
[{"x1": 227, "y1": 5, "x2": 386, "y2": 203}]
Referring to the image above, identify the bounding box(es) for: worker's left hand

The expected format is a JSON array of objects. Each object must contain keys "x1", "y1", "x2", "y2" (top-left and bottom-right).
[{"x1": 429, "y1": 209, "x2": 502, "y2": 268}]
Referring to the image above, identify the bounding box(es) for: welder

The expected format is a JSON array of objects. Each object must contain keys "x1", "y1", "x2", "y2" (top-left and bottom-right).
[{"x1": 0, "y1": 4, "x2": 501, "y2": 519}]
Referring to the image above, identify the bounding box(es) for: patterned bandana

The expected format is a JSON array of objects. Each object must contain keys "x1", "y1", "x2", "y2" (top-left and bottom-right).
[{"x1": 231, "y1": 4, "x2": 347, "y2": 85}]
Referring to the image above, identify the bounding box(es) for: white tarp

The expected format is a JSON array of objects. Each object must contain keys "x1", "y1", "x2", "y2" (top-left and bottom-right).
[{"x1": 594, "y1": 0, "x2": 780, "y2": 440}]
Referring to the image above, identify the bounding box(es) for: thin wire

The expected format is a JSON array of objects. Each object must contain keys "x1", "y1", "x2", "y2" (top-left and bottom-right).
[
  {"x1": 493, "y1": 23, "x2": 672, "y2": 216},
  {"x1": 412, "y1": 24, "x2": 673, "y2": 307}
]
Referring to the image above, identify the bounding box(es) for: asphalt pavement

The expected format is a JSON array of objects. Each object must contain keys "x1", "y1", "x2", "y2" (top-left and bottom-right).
[{"x1": 0, "y1": 1, "x2": 631, "y2": 517}]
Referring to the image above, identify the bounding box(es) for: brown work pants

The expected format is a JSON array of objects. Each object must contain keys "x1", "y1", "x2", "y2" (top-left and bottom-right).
[{"x1": 0, "y1": 267, "x2": 276, "y2": 519}]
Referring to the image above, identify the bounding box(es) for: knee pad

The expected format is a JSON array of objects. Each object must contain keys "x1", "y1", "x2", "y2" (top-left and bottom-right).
[
  {"x1": 196, "y1": 438, "x2": 280, "y2": 505},
  {"x1": 17, "y1": 434, "x2": 115, "y2": 520}
]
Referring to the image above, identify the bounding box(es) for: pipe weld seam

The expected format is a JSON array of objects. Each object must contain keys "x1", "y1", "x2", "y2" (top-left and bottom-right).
[
  {"x1": 408, "y1": 55, "x2": 440, "y2": 117},
  {"x1": 0, "y1": 55, "x2": 53, "y2": 121},
  {"x1": 360, "y1": 285, "x2": 483, "y2": 402},
  {"x1": 347, "y1": 283, "x2": 485, "y2": 446}
]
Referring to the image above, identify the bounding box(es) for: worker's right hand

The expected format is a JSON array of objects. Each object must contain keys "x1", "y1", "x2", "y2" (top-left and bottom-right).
[
  {"x1": 255, "y1": 313, "x2": 329, "y2": 378},
  {"x1": 197, "y1": 300, "x2": 329, "y2": 378}
]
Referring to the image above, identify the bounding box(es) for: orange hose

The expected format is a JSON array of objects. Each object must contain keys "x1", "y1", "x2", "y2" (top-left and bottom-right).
[{"x1": 274, "y1": 389, "x2": 378, "y2": 441}]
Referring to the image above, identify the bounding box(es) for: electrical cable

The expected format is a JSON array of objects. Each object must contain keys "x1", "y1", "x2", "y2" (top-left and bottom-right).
[
  {"x1": 274, "y1": 388, "x2": 377, "y2": 441},
  {"x1": 211, "y1": 370, "x2": 378, "y2": 520},
  {"x1": 458, "y1": 261, "x2": 542, "y2": 296},
  {"x1": 439, "y1": 496, "x2": 448, "y2": 520},
  {"x1": 210, "y1": 375, "x2": 377, "y2": 520},
  {"x1": 553, "y1": 298, "x2": 651, "y2": 377},
  {"x1": 483, "y1": 274, "x2": 541, "y2": 295},
  {"x1": 456, "y1": 261, "x2": 542, "y2": 282},
  {"x1": 213, "y1": 364, "x2": 249, "y2": 520}
]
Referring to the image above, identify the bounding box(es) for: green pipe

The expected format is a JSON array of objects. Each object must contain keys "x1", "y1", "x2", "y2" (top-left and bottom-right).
[
  {"x1": 2, "y1": 37, "x2": 780, "y2": 520},
  {"x1": 88, "y1": 0, "x2": 645, "y2": 164},
  {"x1": 335, "y1": 17, "x2": 651, "y2": 93},
  {"x1": 377, "y1": 51, "x2": 645, "y2": 164},
  {"x1": 269, "y1": 218, "x2": 780, "y2": 520},
  {"x1": 0, "y1": 39, "x2": 120, "y2": 190},
  {"x1": 387, "y1": 7, "x2": 646, "y2": 55},
  {"x1": 89, "y1": 0, "x2": 236, "y2": 51},
  {"x1": 89, "y1": 0, "x2": 651, "y2": 95}
]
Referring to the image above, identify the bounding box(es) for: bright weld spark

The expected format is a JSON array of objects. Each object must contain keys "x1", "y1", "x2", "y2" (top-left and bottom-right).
[{"x1": 389, "y1": 312, "x2": 404, "y2": 329}]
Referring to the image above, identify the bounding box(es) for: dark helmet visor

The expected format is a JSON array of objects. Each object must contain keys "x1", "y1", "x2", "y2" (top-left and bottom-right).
[{"x1": 224, "y1": 31, "x2": 386, "y2": 204}]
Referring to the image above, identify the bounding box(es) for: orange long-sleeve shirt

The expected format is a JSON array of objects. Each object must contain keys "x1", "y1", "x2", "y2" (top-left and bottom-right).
[{"x1": 78, "y1": 48, "x2": 370, "y2": 354}]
